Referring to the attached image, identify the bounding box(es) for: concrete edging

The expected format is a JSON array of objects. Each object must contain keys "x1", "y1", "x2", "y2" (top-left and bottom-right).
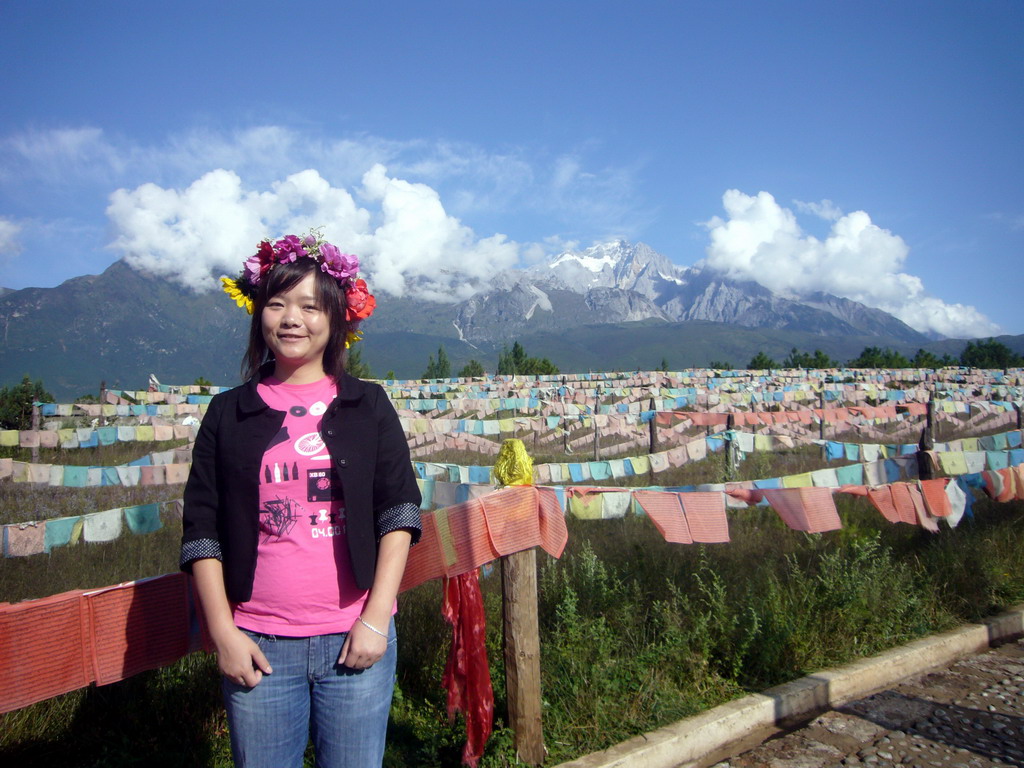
[{"x1": 553, "y1": 604, "x2": 1024, "y2": 768}]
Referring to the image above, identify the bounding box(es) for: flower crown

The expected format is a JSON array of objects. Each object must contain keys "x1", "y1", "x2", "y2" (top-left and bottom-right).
[{"x1": 221, "y1": 232, "x2": 375, "y2": 347}]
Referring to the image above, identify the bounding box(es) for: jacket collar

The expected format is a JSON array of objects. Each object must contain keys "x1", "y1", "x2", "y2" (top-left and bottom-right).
[{"x1": 236, "y1": 363, "x2": 367, "y2": 415}]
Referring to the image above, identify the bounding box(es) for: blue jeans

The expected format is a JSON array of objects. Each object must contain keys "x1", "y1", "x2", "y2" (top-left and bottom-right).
[{"x1": 222, "y1": 619, "x2": 397, "y2": 768}]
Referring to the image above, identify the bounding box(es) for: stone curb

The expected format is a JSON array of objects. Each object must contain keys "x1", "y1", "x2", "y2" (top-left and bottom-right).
[{"x1": 552, "y1": 604, "x2": 1024, "y2": 768}]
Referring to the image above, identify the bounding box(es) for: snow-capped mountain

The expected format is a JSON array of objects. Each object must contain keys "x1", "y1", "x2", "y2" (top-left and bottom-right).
[{"x1": 448, "y1": 240, "x2": 927, "y2": 344}]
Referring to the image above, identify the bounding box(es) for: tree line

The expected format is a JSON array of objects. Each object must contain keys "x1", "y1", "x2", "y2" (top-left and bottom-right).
[
  {"x1": 418, "y1": 341, "x2": 558, "y2": 380},
  {"x1": 738, "y1": 338, "x2": 1023, "y2": 371}
]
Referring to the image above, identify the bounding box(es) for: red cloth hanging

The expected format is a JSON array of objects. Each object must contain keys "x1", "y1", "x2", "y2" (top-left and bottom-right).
[{"x1": 442, "y1": 571, "x2": 494, "y2": 768}]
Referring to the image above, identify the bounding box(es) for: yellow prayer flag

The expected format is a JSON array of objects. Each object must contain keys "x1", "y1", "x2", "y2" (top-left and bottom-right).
[{"x1": 782, "y1": 472, "x2": 814, "y2": 488}]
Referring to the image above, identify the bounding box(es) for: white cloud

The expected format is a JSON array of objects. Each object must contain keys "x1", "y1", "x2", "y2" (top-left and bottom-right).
[
  {"x1": 0, "y1": 127, "x2": 124, "y2": 184},
  {"x1": 793, "y1": 198, "x2": 843, "y2": 221},
  {"x1": 0, "y1": 216, "x2": 22, "y2": 262},
  {"x1": 704, "y1": 190, "x2": 1000, "y2": 338},
  {"x1": 358, "y1": 164, "x2": 519, "y2": 301},
  {"x1": 106, "y1": 165, "x2": 522, "y2": 302}
]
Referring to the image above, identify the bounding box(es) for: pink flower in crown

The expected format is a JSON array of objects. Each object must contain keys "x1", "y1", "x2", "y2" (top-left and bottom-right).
[
  {"x1": 243, "y1": 240, "x2": 275, "y2": 285},
  {"x1": 319, "y1": 242, "x2": 360, "y2": 282},
  {"x1": 273, "y1": 234, "x2": 307, "y2": 264}
]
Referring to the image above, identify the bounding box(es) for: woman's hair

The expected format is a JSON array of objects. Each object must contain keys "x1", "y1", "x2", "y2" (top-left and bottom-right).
[{"x1": 242, "y1": 257, "x2": 352, "y2": 382}]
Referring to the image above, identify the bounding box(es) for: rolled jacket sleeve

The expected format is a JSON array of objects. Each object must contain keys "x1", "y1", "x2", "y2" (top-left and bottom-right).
[
  {"x1": 369, "y1": 385, "x2": 422, "y2": 545},
  {"x1": 179, "y1": 394, "x2": 225, "y2": 571}
]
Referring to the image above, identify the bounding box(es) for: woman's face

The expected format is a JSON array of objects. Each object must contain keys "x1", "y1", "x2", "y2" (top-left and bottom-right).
[{"x1": 261, "y1": 272, "x2": 331, "y2": 378}]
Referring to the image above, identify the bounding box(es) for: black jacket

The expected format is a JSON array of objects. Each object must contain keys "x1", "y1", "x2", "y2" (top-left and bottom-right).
[{"x1": 180, "y1": 370, "x2": 421, "y2": 603}]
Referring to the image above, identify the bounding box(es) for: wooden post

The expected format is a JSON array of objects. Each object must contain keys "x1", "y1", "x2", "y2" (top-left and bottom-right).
[
  {"x1": 593, "y1": 385, "x2": 602, "y2": 461},
  {"x1": 31, "y1": 403, "x2": 40, "y2": 464},
  {"x1": 99, "y1": 380, "x2": 107, "y2": 427},
  {"x1": 560, "y1": 378, "x2": 570, "y2": 455},
  {"x1": 495, "y1": 439, "x2": 546, "y2": 765},
  {"x1": 502, "y1": 548, "x2": 545, "y2": 765},
  {"x1": 725, "y1": 412, "x2": 737, "y2": 481},
  {"x1": 1016, "y1": 402, "x2": 1023, "y2": 430},
  {"x1": 819, "y1": 392, "x2": 827, "y2": 461},
  {"x1": 917, "y1": 398, "x2": 935, "y2": 481},
  {"x1": 648, "y1": 396, "x2": 657, "y2": 454},
  {"x1": 818, "y1": 392, "x2": 826, "y2": 441}
]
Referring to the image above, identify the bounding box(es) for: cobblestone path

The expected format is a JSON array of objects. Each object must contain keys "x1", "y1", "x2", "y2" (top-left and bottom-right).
[{"x1": 712, "y1": 637, "x2": 1024, "y2": 768}]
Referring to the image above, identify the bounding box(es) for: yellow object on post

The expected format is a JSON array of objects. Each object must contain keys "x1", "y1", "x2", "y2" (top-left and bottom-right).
[{"x1": 493, "y1": 438, "x2": 533, "y2": 487}]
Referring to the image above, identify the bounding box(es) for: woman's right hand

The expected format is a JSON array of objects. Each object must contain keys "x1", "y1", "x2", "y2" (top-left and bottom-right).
[
  {"x1": 191, "y1": 558, "x2": 273, "y2": 687},
  {"x1": 213, "y1": 626, "x2": 273, "y2": 688}
]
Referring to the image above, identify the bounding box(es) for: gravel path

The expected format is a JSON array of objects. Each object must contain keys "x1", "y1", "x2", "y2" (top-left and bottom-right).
[{"x1": 711, "y1": 637, "x2": 1024, "y2": 768}]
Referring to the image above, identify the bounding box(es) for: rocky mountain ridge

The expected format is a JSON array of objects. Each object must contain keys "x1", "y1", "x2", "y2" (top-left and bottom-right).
[{"x1": 445, "y1": 240, "x2": 928, "y2": 345}]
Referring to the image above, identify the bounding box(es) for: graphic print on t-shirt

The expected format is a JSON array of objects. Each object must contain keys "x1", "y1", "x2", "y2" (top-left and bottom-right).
[
  {"x1": 259, "y1": 496, "x2": 304, "y2": 542},
  {"x1": 307, "y1": 468, "x2": 343, "y2": 502},
  {"x1": 255, "y1": 390, "x2": 345, "y2": 543}
]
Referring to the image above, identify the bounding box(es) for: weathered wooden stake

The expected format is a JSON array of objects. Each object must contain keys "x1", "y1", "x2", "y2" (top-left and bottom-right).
[
  {"x1": 818, "y1": 392, "x2": 826, "y2": 441},
  {"x1": 593, "y1": 386, "x2": 602, "y2": 461},
  {"x1": 560, "y1": 378, "x2": 570, "y2": 454},
  {"x1": 31, "y1": 404, "x2": 40, "y2": 464},
  {"x1": 917, "y1": 398, "x2": 935, "y2": 481},
  {"x1": 501, "y1": 548, "x2": 546, "y2": 765},
  {"x1": 648, "y1": 396, "x2": 657, "y2": 454},
  {"x1": 99, "y1": 380, "x2": 107, "y2": 427},
  {"x1": 818, "y1": 392, "x2": 828, "y2": 460},
  {"x1": 725, "y1": 412, "x2": 737, "y2": 481}
]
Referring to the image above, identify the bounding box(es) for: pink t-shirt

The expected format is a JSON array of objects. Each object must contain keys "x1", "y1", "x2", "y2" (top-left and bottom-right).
[{"x1": 233, "y1": 376, "x2": 372, "y2": 636}]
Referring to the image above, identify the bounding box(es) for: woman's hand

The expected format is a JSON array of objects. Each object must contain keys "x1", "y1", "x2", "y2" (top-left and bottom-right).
[
  {"x1": 337, "y1": 618, "x2": 388, "y2": 669},
  {"x1": 213, "y1": 625, "x2": 273, "y2": 688},
  {"x1": 192, "y1": 558, "x2": 272, "y2": 687},
  {"x1": 337, "y1": 530, "x2": 410, "y2": 669}
]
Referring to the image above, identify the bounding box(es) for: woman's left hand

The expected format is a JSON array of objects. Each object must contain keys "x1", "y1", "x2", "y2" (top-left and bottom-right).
[{"x1": 338, "y1": 618, "x2": 388, "y2": 669}]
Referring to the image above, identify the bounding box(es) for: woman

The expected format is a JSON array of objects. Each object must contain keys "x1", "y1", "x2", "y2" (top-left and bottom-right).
[{"x1": 180, "y1": 234, "x2": 421, "y2": 767}]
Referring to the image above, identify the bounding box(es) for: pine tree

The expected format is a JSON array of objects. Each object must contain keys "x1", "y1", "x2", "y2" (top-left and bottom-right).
[
  {"x1": 422, "y1": 345, "x2": 452, "y2": 379},
  {"x1": 458, "y1": 359, "x2": 485, "y2": 378},
  {"x1": 960, "y1": 338, "x2": 1023, "y2": 369},
  {"x1": 848, "y1": 347, "x2": 909, "y2": 368},
  {"x1": 345, "y1": 346, "x2": 373, "y2": 379},
  {"x1": 436, "y1": 346, "x2": 451, "y2": 378},
  {"x1": 0, "y1": 376, "x2": 54, "y2": 430},
  {"x1": 496, "y1": 341, "x2": 558, "y2": 375},
  {"x1": 748, "y1": 351, "x2": 777, "y2": 369}
]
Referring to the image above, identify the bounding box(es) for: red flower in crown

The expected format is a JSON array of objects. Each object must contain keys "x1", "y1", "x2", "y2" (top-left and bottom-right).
[
  {"x1": 345, "y1": 279, "x2": 376, "y2": 321},
  {"x1": 243, "y1": 240, "x2": 276, "y2": 285}
]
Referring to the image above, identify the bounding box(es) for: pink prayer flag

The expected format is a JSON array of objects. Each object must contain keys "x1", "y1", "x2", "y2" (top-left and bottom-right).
[
  {"x1": 678, "y1": 493, "x2": 729, "y2": 543},
  {"x1": 919, "y1": 479, "x2": 951, "y2": 517},
  {"x1": 888, "y1": 483, "x2": 921, "y2": 525},
  {"x1": 634, "y1": 491, "x2": 692, "y2": 544},
  {"x1": 863, "y1": 486, "x2": 901, "y2": 524},
  {"x1": 761, "y1": 487, "x2": 842, "y2": 533},
  {"x1": 908, "y1": 484, "x2": 939, "y2": 532}
]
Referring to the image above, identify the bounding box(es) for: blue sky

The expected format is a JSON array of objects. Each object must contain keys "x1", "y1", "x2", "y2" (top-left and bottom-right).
[{"x1": 1, "y1": 1, "x2": 1021, "y2": 336}]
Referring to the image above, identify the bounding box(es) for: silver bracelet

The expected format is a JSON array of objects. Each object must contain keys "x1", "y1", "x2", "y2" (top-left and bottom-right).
[{"x1": 357, "y1": 616, "x2": 387, "y2": 638}]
